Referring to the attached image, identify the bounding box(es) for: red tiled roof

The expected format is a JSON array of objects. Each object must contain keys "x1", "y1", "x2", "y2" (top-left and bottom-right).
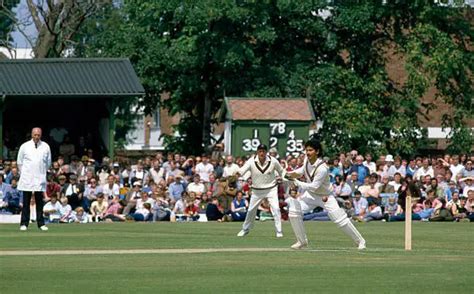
[{"x1": 227, "y1": 98, "x2": 314, "y2": 121}]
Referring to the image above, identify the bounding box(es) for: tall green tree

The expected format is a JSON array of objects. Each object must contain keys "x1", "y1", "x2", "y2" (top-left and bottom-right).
[{"x1": 79, "y1": 0, "x2": 473, "y2": 156}]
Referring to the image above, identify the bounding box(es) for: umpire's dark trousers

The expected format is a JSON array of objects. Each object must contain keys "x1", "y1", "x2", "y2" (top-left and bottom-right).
[{"x1": 20, "y1": 191, "x2": 45, "y2": 227}]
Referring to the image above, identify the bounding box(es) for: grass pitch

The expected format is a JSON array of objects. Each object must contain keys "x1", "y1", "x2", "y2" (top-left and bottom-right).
[{"x1": 0, "y1": 221, "x2": 472, "y2": 293}]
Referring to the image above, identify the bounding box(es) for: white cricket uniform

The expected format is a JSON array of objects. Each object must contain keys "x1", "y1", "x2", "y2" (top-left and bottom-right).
[
  {"x1": 288, "y1": 156, "x2": 365, "y2": 248},
  {"x1": 288, "y1": 157, "x2": 338, "y2": 216},
  {"x1": 238, "y1": 155, "x2": 284, "y2": 234}
]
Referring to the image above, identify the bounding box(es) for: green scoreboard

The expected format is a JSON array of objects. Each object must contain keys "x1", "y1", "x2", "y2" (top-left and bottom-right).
[{"x1": 223, "y1": 97, "x2": 315, "y2": 158}]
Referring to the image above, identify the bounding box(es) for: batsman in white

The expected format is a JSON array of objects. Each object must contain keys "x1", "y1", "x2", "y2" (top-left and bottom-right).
[
  {"x1": 285, "y1": 137, "x2": 366, "y2": 250},
  {"x1": 236, "y1": 143, "x2": 285, "y2": 238}
]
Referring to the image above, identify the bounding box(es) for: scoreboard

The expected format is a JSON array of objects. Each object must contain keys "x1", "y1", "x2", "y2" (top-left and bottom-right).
[{"x1": 231, "y1": 121, "x2": 309, "y2": 158}]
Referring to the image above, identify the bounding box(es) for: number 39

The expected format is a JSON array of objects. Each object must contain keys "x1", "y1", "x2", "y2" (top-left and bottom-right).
[{"x1": 242, "y1": 138, "x2": 261, "y2": 152}]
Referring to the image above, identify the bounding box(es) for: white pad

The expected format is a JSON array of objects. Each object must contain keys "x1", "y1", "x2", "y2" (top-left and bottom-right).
[
  {"x1": 287, "y1": 197, "x2": 302, "y2": 216},
  {"x1": 289, "y1": 215, "x2": 308, "y2": 245},
  {"x1": 340, "y1": 221, "x2": 365, "y2": 245},
  {"x1": 327, "y1": 207, "x2": 350, "y2": 228},
  {"x1": 327, "y1": 207, "x2": 365, "y2": 245}
]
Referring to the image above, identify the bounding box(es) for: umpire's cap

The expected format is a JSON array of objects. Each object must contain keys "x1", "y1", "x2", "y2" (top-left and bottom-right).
[{"x1": 257, "y1": 144, "x2": 268, "y2": 151}]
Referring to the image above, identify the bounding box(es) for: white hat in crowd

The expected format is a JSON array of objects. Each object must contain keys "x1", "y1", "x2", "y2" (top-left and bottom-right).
[{"x1": 385, "y1": 155, "x2": 394, "y2": 162}]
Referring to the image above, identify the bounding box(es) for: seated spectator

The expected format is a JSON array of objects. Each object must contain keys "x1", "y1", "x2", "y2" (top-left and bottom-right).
[
  {"x1": 57, "y1": 174, "x2": 68, "y2": 190},
  {"x1": 129, "y1": 161, "x2": 150, "y2": 185},
  {"x1": 59, "y1": 197, "x2": 73, "y2": 223},
  {"x1": 197, "y1": 191, "x2": 211, "y2": 213},
  {"x1": 406, "y1": 158, "x2": 418, "y2": 178},
  {"x1": 195, "y1": 154, "x2": 214, "y2": 183},
  {"x1": 123, "y1": 181, "x2": 142, "y2": 215},
  {"x1": 152, "y1": 194, "x2": 171, "y2": 222},
  {"x1": 2, "y1": 178, "x2": 22, "y2": 214},
  {"x1": 303, "y1": 209, "x2": 330, "y2": 221},
  {"x1": 388, "y1": 156, "x2": 406, "y2": 178},
  {"x1": 187, "y1": 174, "x2": 206, "y2": 197},
  {"x1": 363, "y1": 173, "x2": 380, "y2": 205},
  {"x1": 97, "y1": 165, "x2": 110, "y2": 186},
  {"x1": 357, "y1": 176, "x2": 371, "y2": 197},
  {"x1": 43, "y1": 193, "x2": 62, "y2": 223},
  {"x1": 465, "y1": 190, "x2": 474, "y2": 222},
  {"x1": 346, "y1": 171, "x2": 359, "y2": 194},
  {"x1": 90, "y1": 193, "x2": 108, "y2": 222},
  {"x1": 444, "y1": 180, "x2": 459, "y2": 202},
  {"x1": 349, "y1": 155, "x2": 369, "y2": 185},
  {"x1": 450, "y1": 195, "x2": 469, "y2": 222},
  {"x1": 136, "y1": 191, "x2": 156, "y2": 211},
  {"x1": 219, "y1": 176, "x2": 238, "y2": 214},
  {"x1": 460, "y1": 177, "x2": 474, "y2": 198},
  {"x1": 388, "y1": 198, "x2": 434, "y2": 222},
  {"x1": 461, "y1": 160, "x2": 474, "y2": 178},
  {"x1": 149, "y1": 160, "x2": 166, "y2": 184},
  {"x1": 71, "y1": 207, "x2": 89, "y2": 223},
  {"x1": 61, "y1": 174, "x2": 84, "y2": 210},
  {"x1": 383, "y1": 197, "x2": 402, "y2": 220},
  {"x1": 102, "y1": 175, "x2": 120, "y2": 200},
  {"x1": 343, "y1": 200, "x2": 354, "y2": 219},
  {"x1": 168, "y1": 175, "x2": 186, "y2": 205},
  {"x1": 379, "y1": 175, "x2": 395, "y2": 194},
  {"x1": 206, "y1": 196, "x2": 225, "y2": 221},
  {"x1": 258, "y1": 198, "x2": 274, "y2": 221},
  {"x1": 83, "y1": 177, "x2": 102, "y2": 212},
  {"x1": 184, "y1": 198, "x2": 200, "y2": 221},
  {"x1": 127, "y1": 202, "x2": 152, "y2": 222},
  {"x1": 362, "y1": 202, "x2": 383, "y2": 222},
  {"x1": 103, "y1": 198, "x2": 126, "y2": 222},
  {"x1": 425, "y1": 177, "x2": 444, "y2": 199},
  {"x1": 429, "y1": 198, "x2": 454, "y2": 222},
  {"x1": 46, "y1": 173, "x2": 60, "y2": 199},
  {"x1": 230, "y1": 191, "x2": 248, "y2": 222},
  {"x1": 352, "y1": 191, "x2": 368, "y2": 219},
  {"x1": 389, "y1": 173, "x2": 403, "y2": 192},
  {"x1": 333, "y1": 174, "x2": 352, "y2": 200}
]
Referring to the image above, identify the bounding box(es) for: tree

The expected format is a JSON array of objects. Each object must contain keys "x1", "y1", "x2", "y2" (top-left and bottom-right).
[
  {"x1": 1, "y1": 0, "x2": 110, "y2": 57},
  {"x1": 79, "y1": 0, "x2": 473, "y2": 156},
  {"x1": 0, "y1": 0, "x2": 21, "y2": 56}
]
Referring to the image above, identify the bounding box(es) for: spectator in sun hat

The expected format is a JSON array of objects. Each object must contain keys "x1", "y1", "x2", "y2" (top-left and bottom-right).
[{"x1": 460, "y1": 177, "x2": 474, "y2": 198}]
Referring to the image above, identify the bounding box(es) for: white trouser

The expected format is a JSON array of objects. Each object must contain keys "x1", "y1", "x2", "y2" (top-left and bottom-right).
[
  {"x1": 242, "y1": 186, "x2": 282, "y2": 233},
  {"x1": 287, "y1": 192, "x2": 365, "y2": 246}
]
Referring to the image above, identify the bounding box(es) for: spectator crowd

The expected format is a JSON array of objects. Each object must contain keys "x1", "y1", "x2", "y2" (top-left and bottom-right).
[{"x1": 1, "y1": 147, "x2": 473, "y2": 224}]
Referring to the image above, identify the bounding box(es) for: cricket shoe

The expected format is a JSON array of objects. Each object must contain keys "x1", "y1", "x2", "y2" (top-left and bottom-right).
[
  {"x1": 237, "y1": 230, "x2": 249, "y2": 237},
  {"x1": 20, "y1": 225, "x2": 27, "y2": 231},
  {"x1": 39, "y1": 225, "x2": 49, "y2": 231},
  {"x1": 290, "y1": 241, "x2": 308, "y2": 250},
  {"x1": 357, "y1": 240, "x2": 366, "y2": 250},
  {"x1": 276, "y1": 232, "x2": 283, "y2": 238}
]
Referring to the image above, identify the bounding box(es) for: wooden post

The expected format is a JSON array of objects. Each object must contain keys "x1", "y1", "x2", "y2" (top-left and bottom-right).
[
  {"x1": 106, "y1": 99, "x2": 116, "y2": 161},
  {"x1": 405, "y1": 188, "x2": 412, "y2": 251},
  {"x1": 0, "y1": 95, "x2": 5, "y2": 159}
]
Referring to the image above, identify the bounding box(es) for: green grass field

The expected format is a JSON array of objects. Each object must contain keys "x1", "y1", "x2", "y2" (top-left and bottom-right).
[{"x1": 0, "y1": 221, "x2": 473, "y2": 293}]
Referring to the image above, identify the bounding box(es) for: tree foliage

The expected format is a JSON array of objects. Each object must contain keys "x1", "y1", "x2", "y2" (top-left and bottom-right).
[
  {"x1": 78, "y1": 0, "x2": 473, "y2": 156},
  {"x1": 0, "y1": 0, "x2": 21, "y2": 53}
]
